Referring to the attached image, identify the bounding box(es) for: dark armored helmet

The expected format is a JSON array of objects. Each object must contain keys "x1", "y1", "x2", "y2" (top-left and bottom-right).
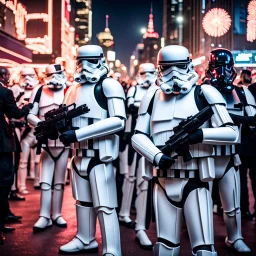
[{"x1": 206, "y1": 48, "x2": 237, "y2": 94}]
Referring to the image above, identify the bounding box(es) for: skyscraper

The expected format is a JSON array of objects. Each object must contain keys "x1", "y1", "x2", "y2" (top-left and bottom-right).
[
  {"x1": 96, "y1": 15, "x2": 115, "y2": 60},
  {"x1": 140, "y1": 5, "x2": 160, "y2": 65},
  {"x1": 73, "y1": 0, "x2": 92, "y2": 46}
]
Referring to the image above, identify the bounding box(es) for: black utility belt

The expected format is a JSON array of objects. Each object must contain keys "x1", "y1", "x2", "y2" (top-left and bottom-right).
[
  {"x1": 154, "y1": 168, "x2": 197, "y2": 179},
  {"x1": 10, "y1": 121, "x2": 27, "y2": 128},
  {"x1": 72, "y1": 149, "x2": 99, "y2": 158}
]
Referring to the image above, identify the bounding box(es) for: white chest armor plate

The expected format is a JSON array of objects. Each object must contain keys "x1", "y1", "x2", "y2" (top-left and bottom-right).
[
  {"x1": 125, "y1": 86, "x2": 148, "y2": 132},
  {"x1": 65, "y1": 83, "x2": 108, "y2": 150},
  {"x1": 151, "y1": 87, "x2": 213, "y2": 169},
  {"x1": 134, "y1": 86, "x2": 148, "y2": 107},
  {"x1": 39, "y1": 87, "x2": 65, "y2": 147}
]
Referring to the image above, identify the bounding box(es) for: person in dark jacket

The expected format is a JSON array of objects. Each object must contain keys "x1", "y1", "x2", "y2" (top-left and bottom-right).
[{"x1": 0, "y1": 67, "x2": 33, "y2": 244}]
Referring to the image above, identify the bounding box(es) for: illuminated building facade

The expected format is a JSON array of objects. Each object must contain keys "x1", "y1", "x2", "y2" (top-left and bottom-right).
[
  {"x1": 21, "y1": 0, "x2": 76, "y2": 73},
  {"x1": 73, "y1": 0, "x2": 92, "y2": 46},
  {"x1": 130, "y1": 5, "x2": 160, "y2": 77},
  {"x1": 0, "y1": 0, "x2": 32, "y2": 66},
  {"x1": 162, "y1": 0, "x2": 256, "y2": 73},
  {"x1": 140, "y1": 6, "x2": 160, "y2": 66},
  {"x1": 97, "y1": 15, "x2": 115, "y2": 61}
]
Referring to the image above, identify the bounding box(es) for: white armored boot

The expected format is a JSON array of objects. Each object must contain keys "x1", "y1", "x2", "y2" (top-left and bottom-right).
[
  {"x1": 33, "y1": 183, "x2": 52, "y2": 232},
  {"x1": 224, "y1": 209, "x2": 251, "y2": 254},
  {"x1": 59, "y1": 204, "x2": 98, "y2": 254},
  {"x1": 119, "y1": 174, "x2": 135, "y2": 228},
  {"x1": 135, "y1": 190, "x2": 152, "y2": 249},
  {"x1": 52, "y1": 184, "x2": 67, "y2": 227},
  {"x1": 97, "y1": 207, "x2": 122, "y2": 256},
  {"x1": 154, "y1": 242, "x2": 180, "y2": 256}
]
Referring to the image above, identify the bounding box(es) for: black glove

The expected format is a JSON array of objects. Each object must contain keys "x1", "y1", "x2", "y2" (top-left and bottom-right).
[
  {"x1": 158, "y1": 154, "x2": 175, "y2": 171},
  {"x1": 187, "y1": 129, "x2": 203, "y2": 145},
  {"x1": 59, "y1": 130, "x2": 78, "y2": 145},
  {"x1": 21, "y1": 103, "x2": 33, "y2": 114}
]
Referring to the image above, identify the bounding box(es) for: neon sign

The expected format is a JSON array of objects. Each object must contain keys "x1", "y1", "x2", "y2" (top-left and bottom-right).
[
  {"x1": 25, "y1": 0, "x2": 53, "y2": 54},
  {"x1": 61, "y1": 0, "x2": 75, "y2": 73},
  {"x1": 15, "y1": 3, "x2": 27, "y2": 40}
]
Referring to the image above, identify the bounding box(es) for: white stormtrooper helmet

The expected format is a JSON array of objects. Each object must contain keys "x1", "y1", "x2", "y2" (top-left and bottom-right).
[
  {"x1": 74, "y1": 45, "x2": 110, "y2": 84},
  {"x1": 44, "y1": 64, "x2": 67, "y2": 90},
  {"x1": 156, "y1": 45, "x2": 199, "y2": 95},
  {"x1": 113, "y1": 72, "x2": 122, "y2": 82},
  {"x1": 136, "y1": 63, "x2": 156, "y2": 88},
  {"x1": 19, "y1": 67, "x2": 39, "y2": 89}
]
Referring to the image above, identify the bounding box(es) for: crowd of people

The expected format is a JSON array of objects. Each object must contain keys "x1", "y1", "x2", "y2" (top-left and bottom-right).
[{"x1": 0, "y1": 44, "x2": 256, "y2": 256}]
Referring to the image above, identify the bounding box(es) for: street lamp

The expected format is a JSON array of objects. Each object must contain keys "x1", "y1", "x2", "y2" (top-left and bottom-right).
[
  {"x1": 176, "y1": 16, "x2": 183, "y2": 45},
  {"x1": 176, "y1": 16, "x2": 183, "y2": 23}
]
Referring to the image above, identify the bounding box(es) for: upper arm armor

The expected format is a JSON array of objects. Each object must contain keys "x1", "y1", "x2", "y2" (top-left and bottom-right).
[
  {"x1": 138, "y1": 85, "x2": 159, "y2": 115},
  {"x1": 201, "y1": 84, "x2": 226, "y2": 105},
  {"x1": 102, "y1": 78, "x2": 126, "y2": 100},
  {"x1": 243, "y1": 86, "x2": 256, "y2": 107},
  {"x1": 127, "y1": 86, "x2": 136, "y2": 99},
  {"x1": 107, "y1": 98, "x2": 127, "y2": 119}
]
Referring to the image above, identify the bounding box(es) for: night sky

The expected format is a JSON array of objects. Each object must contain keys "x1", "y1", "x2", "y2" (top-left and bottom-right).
[{"x1": 91, "y1": 0, "x2": 163, "y2": 69}]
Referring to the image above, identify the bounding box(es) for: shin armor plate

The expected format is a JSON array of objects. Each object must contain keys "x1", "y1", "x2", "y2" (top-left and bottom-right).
[
  {"x1": 96, "y1": 207, "x2": 122, "y2": 256},
  {"x1": 218, "y1": 167, "x2": 242, "y2": 242},
  {"x1": 76, "y1": 204, "x2": 96, "y2": 244},
  {"x1": 184, "y1": 188, "x2": 214, "y2": 249}
]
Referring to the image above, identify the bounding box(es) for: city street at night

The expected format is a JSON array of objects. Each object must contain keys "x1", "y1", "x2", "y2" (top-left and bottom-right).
[
  {"x1": 1, "y1": 181, "x2": 256, "y2": 256},
  {"x1": 1, "y1": 0, "x2": 256, "y2": 255}
]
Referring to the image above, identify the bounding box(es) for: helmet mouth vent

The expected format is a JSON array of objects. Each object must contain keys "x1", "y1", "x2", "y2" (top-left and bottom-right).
[{"x1": 173, "y1": 83, "x2": 181, "y2": 92}]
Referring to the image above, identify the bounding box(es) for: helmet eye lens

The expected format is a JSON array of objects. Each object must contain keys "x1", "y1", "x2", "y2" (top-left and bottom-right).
[
  {"x1": 87, "y1": 59, "x2": 98, "y2": 64},
  {"x1": 159, "y1": 66, "x2": 171, "y2": 72},
  {"x1": 176, "y1": 64, "x2": 187, "y2": 69}
]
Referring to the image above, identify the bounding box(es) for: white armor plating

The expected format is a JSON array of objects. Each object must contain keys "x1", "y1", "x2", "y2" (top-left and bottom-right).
[
  {"x1": 208, "y1": 83, "x2": 255, "y2": 253},
  {"x1": 132, "y1": 85, "x2": 238, "y2": 173},
  {"x1": 27, "y1": 73, "x2": 69, "y2": 231},
  {"x1": 156, "y1": 46, "x2": 198, "y2": 94},
  {"x1": 44, "y1": 65, "x2": 67, "y2": 90},
  {"x1": 131, "y1": 45, "x2": 239, "y2": 256},
  {"x1": 60, "y1": 45, "x2": 125, "y2": 256},
  {"x1": 119, "y1": 74, "x2": 153, "y2": 247},
  {"x1": 11, "y1": 69, "x2": 39, "y2": 193},
  {"x1": 127, "y1": 86, "x2": 149, "y2": 108},
  {"x1": 136, "y1": 63, "x2": 156, "y2": 88},
  {"x1": 19, "y1": 67, "x2": 39, "y2": 89},
  {"x1": 74, "y1": 45, "x2": 109, "y2": 84}
]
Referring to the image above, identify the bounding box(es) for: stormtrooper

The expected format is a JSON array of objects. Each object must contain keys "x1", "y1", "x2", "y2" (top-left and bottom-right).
[
  {"x1": 27, "y1": 64, "x2": 69, "y2": 231},
  {"x1": 119, "y1": 63, "x2": 156, "y2": 249},
  {"x1": 204, "y1": 48, "x2": 252, "y2": 254},
  {"x1": 59, "y1": 45, "x2": 125, "y2": 256},
  {"x1": 15, "y1": 68, "x2": 40, "y2": 194},
  {"x1": 131, "y1": 45, "x2": 240, "y2": 256}
]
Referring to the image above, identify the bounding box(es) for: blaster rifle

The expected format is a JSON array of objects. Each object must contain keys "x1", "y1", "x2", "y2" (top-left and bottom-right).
[
  {"x1": 161, "y1": 105, "x2": 214, "y2": 162},
  {"x1": 35, "y1": 103, "x2": 90, "y2": 150}
]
